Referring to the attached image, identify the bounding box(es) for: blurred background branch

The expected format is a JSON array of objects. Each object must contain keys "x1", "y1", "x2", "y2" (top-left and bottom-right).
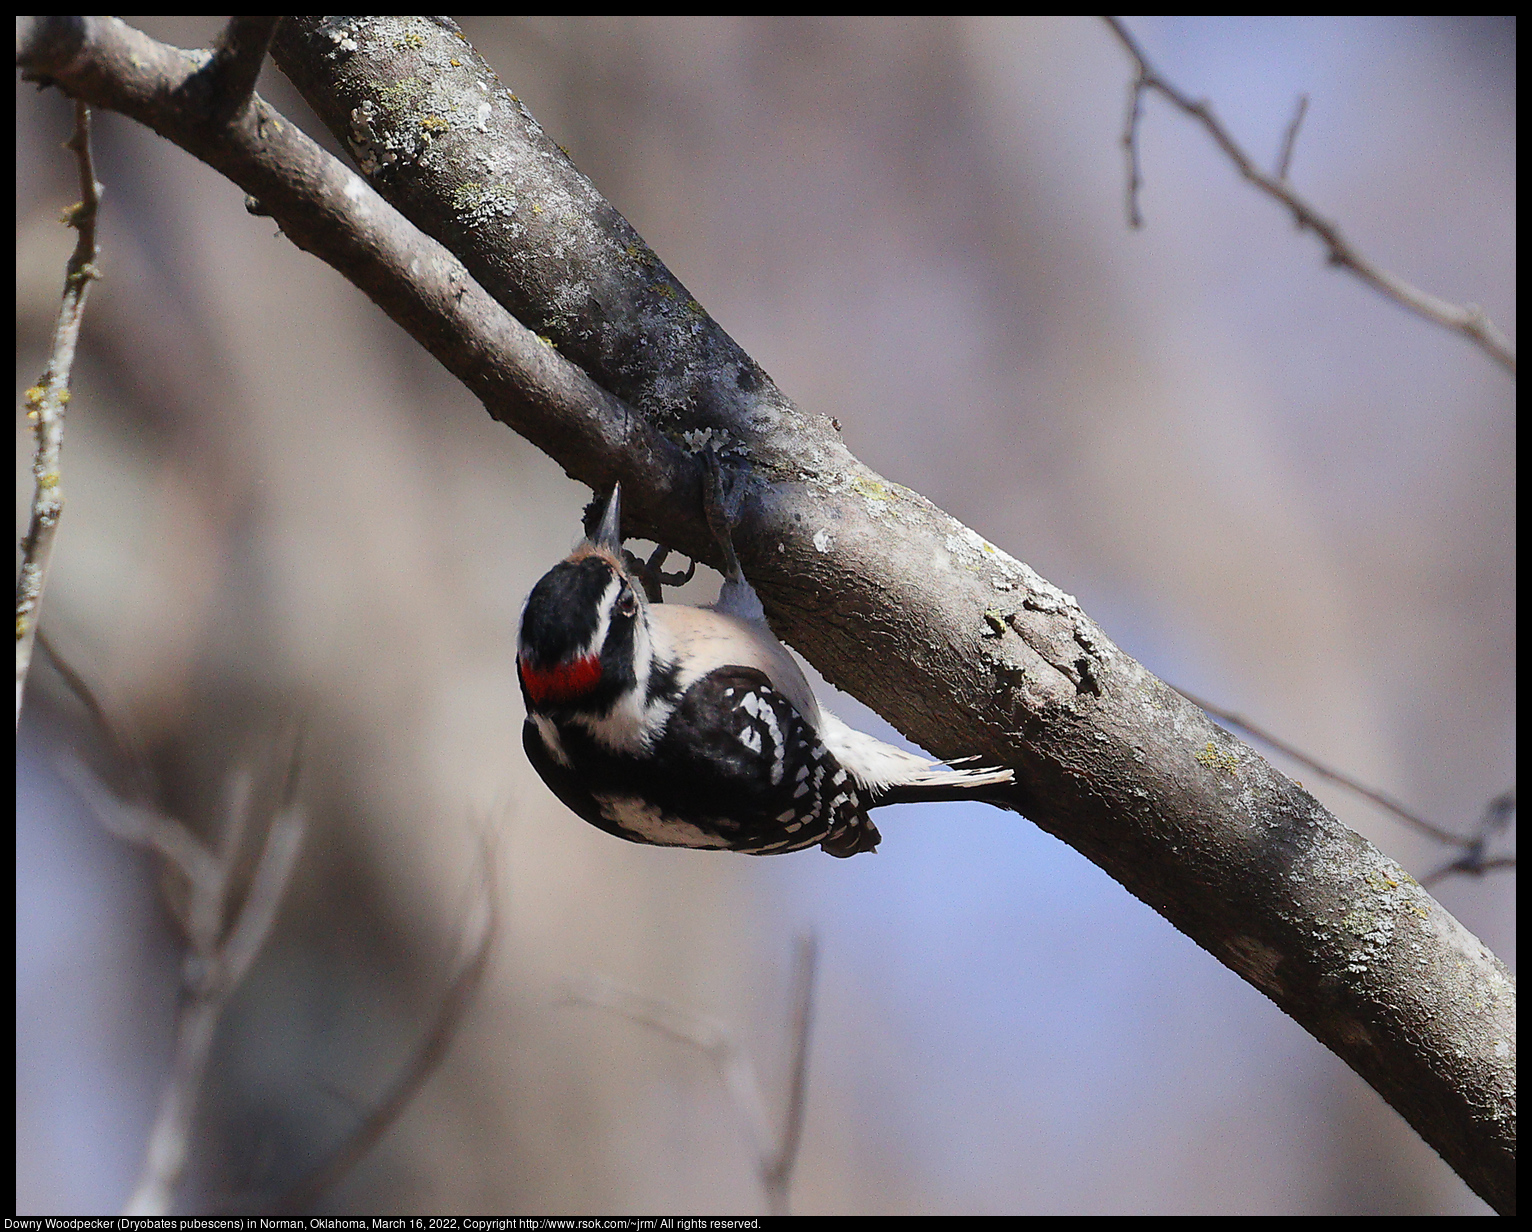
[
  {"x1": 1104, "y1": 15, "x2": 1516, "y2": 375},
  {"x1": 274, "y1": 846, "x2": 496, "y2": 1214},
  {"x1": 564, "y1": 935, "x2": 817, "y2": 1215},
  {"x1": 59, "y1": 724, "x2": 306, "y2": 1215},
  {"x1": 41, "y1": 632, "x2": 493, "y2": 1216}
]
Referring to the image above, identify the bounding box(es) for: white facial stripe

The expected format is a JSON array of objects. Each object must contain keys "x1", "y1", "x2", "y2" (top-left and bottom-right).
[
  {"x1": 570, "y1": 585, "x2": 672, "y2": 755},
  {"x1": 573, "y1": 573, "x2": 624, "y2": 664}
]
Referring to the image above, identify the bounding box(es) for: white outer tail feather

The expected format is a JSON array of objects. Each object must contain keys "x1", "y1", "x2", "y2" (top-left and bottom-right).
[{"x1": 818, "y1": 711, "x2": 1012, "y2": 795}]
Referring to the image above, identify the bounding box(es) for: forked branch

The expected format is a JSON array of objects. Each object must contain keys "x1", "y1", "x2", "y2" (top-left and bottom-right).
[{"x1": 1104, "y1": 15, "x2": 1515, "y2": 375}]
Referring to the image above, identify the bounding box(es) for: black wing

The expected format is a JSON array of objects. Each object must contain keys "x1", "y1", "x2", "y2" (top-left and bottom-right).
[{"x1": 651, "y1": 666, "x2": 879, "y2": 855}]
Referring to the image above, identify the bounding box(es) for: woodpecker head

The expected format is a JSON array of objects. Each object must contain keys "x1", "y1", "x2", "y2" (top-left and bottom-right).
[{"x1": 517, "y1": 485, "x2": 652, "y2": 718}]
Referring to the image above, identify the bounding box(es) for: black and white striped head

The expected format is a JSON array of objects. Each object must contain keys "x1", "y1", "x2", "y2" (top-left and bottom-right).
[{"x1": 517, "y1": 485, "x2": 653, "y2": 719}]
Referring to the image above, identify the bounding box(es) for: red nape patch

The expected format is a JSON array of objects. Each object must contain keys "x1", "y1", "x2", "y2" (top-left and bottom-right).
[{"x1": 519, "y1": 654, "x2": 602, "y2": 706}]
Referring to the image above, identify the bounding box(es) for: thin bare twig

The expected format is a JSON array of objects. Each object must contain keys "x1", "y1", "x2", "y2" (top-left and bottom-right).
[
  {"x1": 1423, "y1": 854, "x2": 1516, "y2": 888},
  {"x1": 217, "y1": 796, "x2": 304, "y2": 992},
  {"x1": 17, "y1": 101, "x2": 103, "y2": 729},
  {"x1": 275, "y1": 842, "x2": 497, "y2": 1214},
  {"x1": 565, "y1": 973, "x2": 775, "y2": 1156},
  {"x1": 59, "y1": 760, "x2": 219, "y2": 889},
  {"x1": 1103, "y1": 16, "x2": 1515, "y2": 375},
  {"x1": 1120, "y1": 74, "x2": 1146, "y2": 229},
  {"x1": 1275, "y1": 93, "x2": 1309, "y2": 181},
  {"x1": 126, "y1": 773, "x2": 305, "y2": 1215},
  {"x1": 765, "y1": 935, "x2": 816, "y2": 1202},
  {"x1": 1422, "y1": 789, "x2": 1516, "y2": 887},
  {"x1": 564, "y1": 935, "x2": 819, "y2": 1215},
  {"x1": 36, "y1": 627, "x2": 161, "y2": 803}
]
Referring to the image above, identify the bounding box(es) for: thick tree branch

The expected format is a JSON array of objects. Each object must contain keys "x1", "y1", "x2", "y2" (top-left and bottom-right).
[
  {"x1": 14, "y1": 16, "x2": 705, "y2": 546},
  {"x1": 18, "y1": 16, "x2": 1515, "y2": 1213}
]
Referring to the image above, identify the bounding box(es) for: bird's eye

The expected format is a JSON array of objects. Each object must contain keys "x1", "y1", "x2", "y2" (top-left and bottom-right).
[{"x1": 616, "y1": 589, "x2": 639, "y2": 618}]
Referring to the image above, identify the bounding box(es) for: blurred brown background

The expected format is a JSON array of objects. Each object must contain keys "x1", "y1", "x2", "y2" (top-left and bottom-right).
[{"x1": 16, "y1": 16, "x2": 1514, "y2": 1215}]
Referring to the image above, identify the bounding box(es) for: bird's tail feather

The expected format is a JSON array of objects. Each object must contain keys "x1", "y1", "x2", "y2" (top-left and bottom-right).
[
  {"x1": 873, "y1": 765, "x2": 1018, "y2": 809},
  {"x1": 818, "y1": 710, "x2": 1016, "y2": 805}
]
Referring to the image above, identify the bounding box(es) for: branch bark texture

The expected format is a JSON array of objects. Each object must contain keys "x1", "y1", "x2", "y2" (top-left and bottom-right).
[
  {"x1": 17, "y1": 16, "x2": 1515, "y2": 1213},
  {"x1": 16, "y1": 98, "x2": 100, "y2": 727}
]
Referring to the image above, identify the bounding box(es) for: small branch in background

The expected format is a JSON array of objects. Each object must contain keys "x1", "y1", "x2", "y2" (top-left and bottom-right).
[
  {"x1": 59, "y1": 731, "x2": 307, "y2": 1216},
  {"x1": 1274, "y1": 93, "x2": 1309, "y2": 181},
  {"x1": 765, "y1": 935, "x2": 816, "y2": 1207},
  {"x1": 60, "y1": 759, "x2": 220, "y2": 892},
  {"x1": 1422, "y1": 789, "x2": 1517, "y2": 888},
  {"x1": 564, "y1": 935, "x2": 820, "y2": 1216},
  {"x1": 36, "y1": 628, "x2": 158, "y2": 801},
  {"x1": 275, "y1": 842, "x2": 497, "y2": 1214},
  {"x1": 1176, "y1": 686, "x2": 1515, "y2": 882},
  {"x1": 198, "y1": 15, "x2": 281, "y2": 125},
  {"x1": 1102, "y1": 16, "x2": 1515, "y2": 376},
  {"x1": 44, "y1": 630, "x2": 494, "y2": 1215},
  {"x1": 16, "y1": 100, "x2": 103, "y2": 730},
  {"x1": 1119, "y1": 71, "x2": 1147, "y2": 229}
]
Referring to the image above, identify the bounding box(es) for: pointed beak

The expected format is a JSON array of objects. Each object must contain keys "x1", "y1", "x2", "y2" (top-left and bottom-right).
[{"x1": 594, "y1": 483, "x2": 623, "y2": 550}]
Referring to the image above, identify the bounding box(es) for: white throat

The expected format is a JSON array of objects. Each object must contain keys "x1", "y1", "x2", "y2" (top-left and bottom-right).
[{"x1": 568, "y1": 602, "x2": 676, "y2": 755}]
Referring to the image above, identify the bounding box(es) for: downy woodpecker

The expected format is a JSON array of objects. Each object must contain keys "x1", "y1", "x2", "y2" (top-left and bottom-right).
[{"x1": 516, "y1": 484, "x2": 1013, "y2": 856}]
